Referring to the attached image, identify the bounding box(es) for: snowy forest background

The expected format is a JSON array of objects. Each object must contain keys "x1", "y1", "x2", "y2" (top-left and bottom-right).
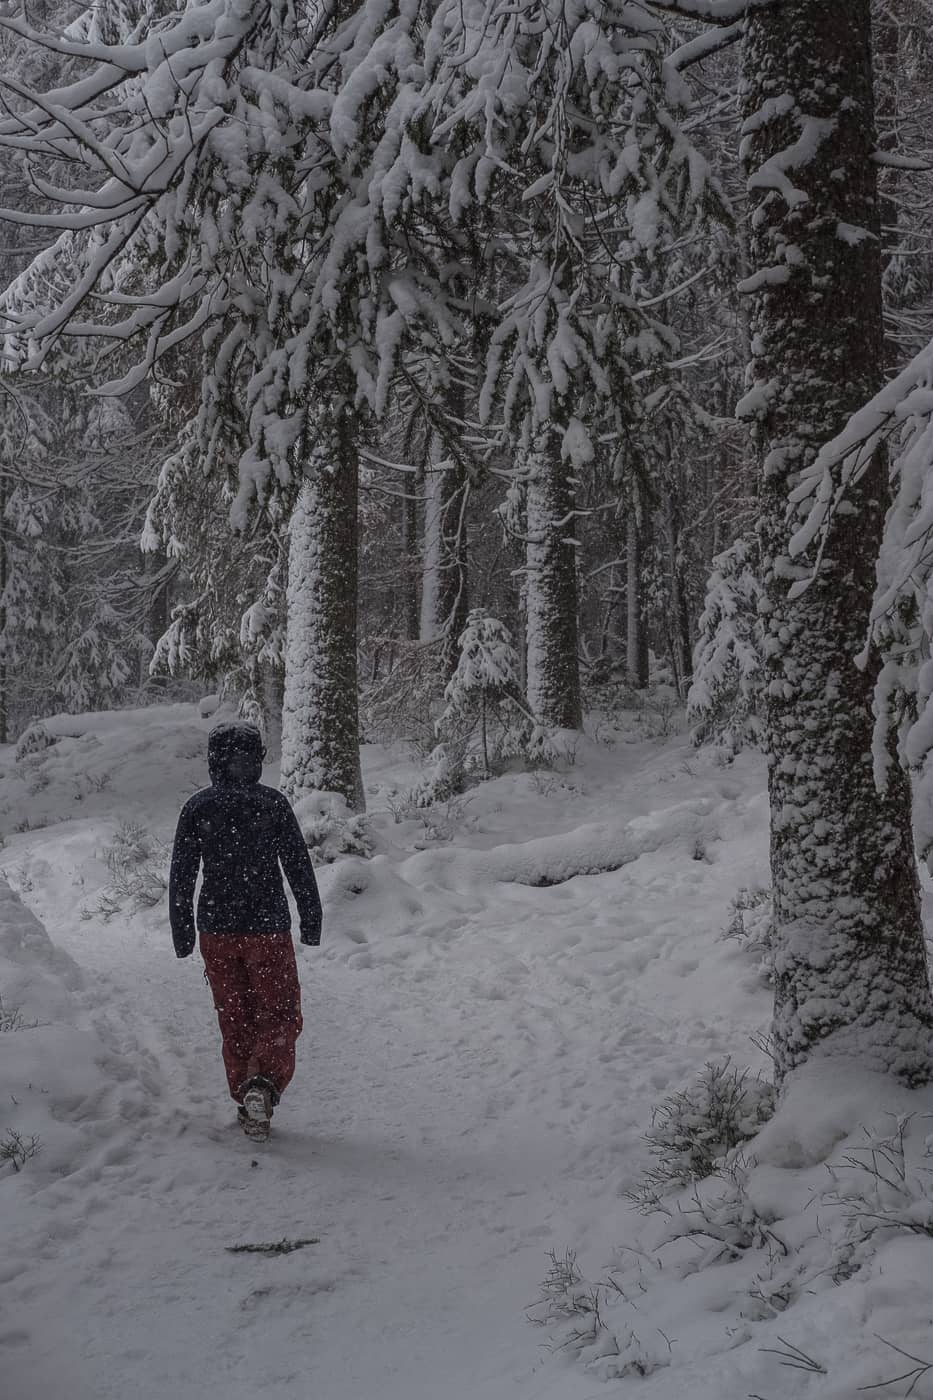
[
  {"x1": 5, "y1": 0, "x2": 933, "y2": 1081},
  {"x1": 7, "y1": 1, "x2": 933, "y2": 1394}
]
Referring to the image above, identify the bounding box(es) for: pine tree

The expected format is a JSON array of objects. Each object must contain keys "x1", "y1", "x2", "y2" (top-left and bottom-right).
[
  {"x1": 438, "y1": 609, "x2": 524, "y2": 776},
  {"x1": 739, "y1": 0, "x2": 933, "y2": 1082},
  {"x1": 687, "y1": 536, "x2": 762, "y2": 747}
]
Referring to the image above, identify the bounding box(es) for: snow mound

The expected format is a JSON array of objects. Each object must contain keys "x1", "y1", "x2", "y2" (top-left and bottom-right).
[
  {"x1": 540, "y1": 1061, "x2": 933, "y2": 1397},
  {"x1": 398, "y1": 796, "x2": 719, "y2": 889},
  {"x1": 0, "y1": 701, "x2": 237, "y2": 841},
  {"x1": 0, "y1": 877, "x2": 106, "y2": 1182}
]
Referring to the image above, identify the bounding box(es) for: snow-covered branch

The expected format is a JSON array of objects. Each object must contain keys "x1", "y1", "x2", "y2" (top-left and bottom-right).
[{"x1": 643, "y1": 0, "x2": 778, "y2": 24}]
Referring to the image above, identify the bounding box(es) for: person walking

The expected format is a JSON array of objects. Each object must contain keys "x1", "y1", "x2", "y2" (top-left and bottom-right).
[{"x1": 169, "y1": 721, "x2": 322, "y2": 1141}]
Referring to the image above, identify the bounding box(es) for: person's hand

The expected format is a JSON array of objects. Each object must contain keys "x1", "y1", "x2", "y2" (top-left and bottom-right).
[{"x1": 300, "y1": 927, "x2": 321, "y2": 947}]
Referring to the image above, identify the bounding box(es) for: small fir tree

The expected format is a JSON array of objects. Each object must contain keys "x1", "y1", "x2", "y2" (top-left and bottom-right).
[
  {"x1": 688, "y1": 537, "x2": 763, "y2": 750},
  {"x1": 438, "y1": 610, "x2": 525, "y2": 777}
]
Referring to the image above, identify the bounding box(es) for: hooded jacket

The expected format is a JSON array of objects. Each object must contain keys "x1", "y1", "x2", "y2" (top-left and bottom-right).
[{"x1": 169, "y1": 722, "x2": 322, "y2": 959}]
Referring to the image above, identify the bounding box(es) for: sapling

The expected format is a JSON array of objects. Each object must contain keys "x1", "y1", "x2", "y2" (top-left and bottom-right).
[{"x1": 436, "y1": 611, "x2": 529, "y2": 777}]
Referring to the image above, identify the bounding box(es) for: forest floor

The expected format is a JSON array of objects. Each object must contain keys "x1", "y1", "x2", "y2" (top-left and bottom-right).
[{"x1": 2, "y1": 698, "x2": 933, "y2": 1400}]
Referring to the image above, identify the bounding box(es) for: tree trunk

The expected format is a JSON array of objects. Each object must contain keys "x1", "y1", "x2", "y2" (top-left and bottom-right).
[
  {"x1": 625, "y1": 483, "x2": 650, "y2": 689},
  {"x1": 0, "y1": 475, "x2": 7, "y2": 745},
  {"x1": 525, "y1": 437, "x2": 582, "y2": 730},
  {"x1": 873, "y1": 0, "x2": 900, "y2": 373},
  {"x1": 140, "y1": 546, "x2": 169, "y2": 690},
  {"x1": 419, "y1": 436, "x2": 470, "y2": 679},
  {"x1": 741, "y1": 0, "x2": 933, "y2": 1084},
  {"x1": 401, "y1": 465, "x2": 421, "y2": 643},
  {"x1": 280, "y1": 422, "x2": 365, "y2": 812}
]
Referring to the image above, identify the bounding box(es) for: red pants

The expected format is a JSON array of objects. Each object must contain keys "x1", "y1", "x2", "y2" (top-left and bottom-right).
[{"x1": 200, "y1": 931, "x2": 303, "y2": 1103}]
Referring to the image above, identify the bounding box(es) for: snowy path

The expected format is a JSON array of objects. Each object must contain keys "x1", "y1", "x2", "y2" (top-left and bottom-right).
[
  {"x1": 1, "y1": 716, "x2": 774, "y2": 1400},
  {"x1": 7, "y1": 930, "x2": 629, "y2": 1400}
]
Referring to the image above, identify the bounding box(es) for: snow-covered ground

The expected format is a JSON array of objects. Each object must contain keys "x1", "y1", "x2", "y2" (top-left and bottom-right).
[{"x1": 2, "y1": 700, "x2": 932, "y2": 1400}]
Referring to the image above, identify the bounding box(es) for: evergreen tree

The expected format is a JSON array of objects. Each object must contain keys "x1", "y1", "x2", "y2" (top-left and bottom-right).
[{"x1": 739, "y1": 0, "x2": 933, "y2": 1082}]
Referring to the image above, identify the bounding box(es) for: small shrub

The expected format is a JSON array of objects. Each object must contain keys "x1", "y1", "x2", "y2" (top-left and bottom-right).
[
  {"x1": 0, "y1": 994, "x2": 35, "y2": 1032},
  {"x1": 652, "y1": 1156, "x2": 776, "y2": 1263},
  {"x1": 639, "y1": 694, "x2": 680, "y2": 738},
  {"x1": 73, "y1": 771, "x2": 113, "y2": 799},
  {"x1": 823, "y1": 1115, "x2": 933, "y2": 1242},
  {"x1": 25, "y1": 768, "x2": 51, "y2": 795},
  {"x1": 0, "y1": 1128, "x2": 41, "y2": 1171},
  {"x1": 15, "y1": 721, "x2": 55, "y2": 761},
  {"x1": 687, "y1": 536, "x2": 764, "y2": 751},
  {"x1": 532, "y1": 1250, "x2": 611, "y2": 1355},
  {"x1": 723, "y1": 887, "x2": 774, "y2": 983},
  {"x1": 401, "y1": 743, "x2": 467, "y2": 810},
  {"x1": 293, "y1": 792, "x2": 372, "y2": 864},
  {"x1": 533, "y1": 1250, "x2": 673, "y2": 1380},
  {"x1": 386, "y1": 785, "x2": 473, "y2": 843},
  {"x1": 629, "y1": 1060, "x2": 775, "y2": 1209},
  {"x1": 10, "y1": 862, "x2": 34, "y2": 893},
  {"x1": 87, "y1": 820, "x2": 169, "y2": 918},
  {"x1": 82, "y1": 889, "x2": 123, "y2": 922}
]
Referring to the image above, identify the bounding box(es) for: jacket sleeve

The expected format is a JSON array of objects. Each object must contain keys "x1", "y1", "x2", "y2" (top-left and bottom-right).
[
  {"x1": 278, "y1": 801, "x2": 323, "y2": 946},
  {"x1": 169, "y1": 801, "x2": 201, "y2": 958}
]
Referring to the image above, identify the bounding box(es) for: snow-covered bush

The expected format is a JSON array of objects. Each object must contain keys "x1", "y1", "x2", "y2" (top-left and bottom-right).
[
  {"x1": 1, "y1": 1127, "x2": 41, "y2": 1172},
  {"x1": 688, "y1": 538, "x2": 764, "y2": 751},
  {"x1": 533, "y1": 1249, "x2": 674, "y2": 1381},
  {"x1": 637, "y1": 691, "x2": 681, "y2": 740},
  {"x1": 396, "y1": 744, "x2": 467, "y2": 811},
  {"x1": 722, "y1": 886, "x2": 774, "y2": 984},
  {"x1": 292, "y1": 791, "x2": 372, "y2": 864},
  {"x1": 436, "y1": 611, "x2": 531, "y2": 778},
  {"x1": 85, "y1": 820, "x2": 169, "y2": 919},
  {"x1": 15, "y1": 721, "x2": 55, "y2": 761},
  {"x1": 0, "y1": 994, "x2": 35, "y2": 1033},
  {"x1": 650, "y1": 1154, "x2": 779, "y2": 1270},
  {"x1": 822, "y1": 1114, "x2": 933, "y2": 1244},
  {"x1": 630, "y1": 1060, "x2": 775, "y2": 1209}
]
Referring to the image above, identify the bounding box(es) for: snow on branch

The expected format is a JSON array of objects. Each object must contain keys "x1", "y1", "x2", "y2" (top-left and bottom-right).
[
  {"x1": 665, "y1": 20, "x2": 743, "y2": 72},
  {"x1": 643, "y1": 0, "x2": 778, "y2": 24},
  {"x1": 787, "y1": 339, "x2": 933, "y2": 570},
  {"x1": 783, "y1": 333, "x2": 933, "y2": 830},
  {"x1": 0, "y1": 0, "x2": 729, "y2": 521}
]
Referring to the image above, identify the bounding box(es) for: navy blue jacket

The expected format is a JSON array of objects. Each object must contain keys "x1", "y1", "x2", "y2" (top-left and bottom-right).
[{"x1": 169, "y1": 723, "x2": 322, "y2": 958}]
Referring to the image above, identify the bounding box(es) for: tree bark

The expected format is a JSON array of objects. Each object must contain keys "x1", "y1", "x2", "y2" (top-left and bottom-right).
[
  {"x1": 0, "y1": 474, "x2": 7, "y2": 745},
  {"x1": 400, "y1": 464, "x2": 421, "y2": 643},
  {"x1": 525, "y1": 436, "x2": 583, "y2": 730},
  {"x1": 625, "y1": 483, "x2": 650, "y2": 689},
  {"x1": 741, "y1": 0, "x2": 933, "y2": 1083},
  {"x1": 280, "y1": 419, "x2": 365, "y2": 812},
  {"x1": 419, "y1": 436, "x2": 470, "y2": 679}
]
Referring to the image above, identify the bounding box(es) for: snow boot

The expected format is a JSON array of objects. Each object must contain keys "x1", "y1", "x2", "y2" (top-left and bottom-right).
[{"x1": 240, "y1": 1076, "x2": 276, "y2": 1143}]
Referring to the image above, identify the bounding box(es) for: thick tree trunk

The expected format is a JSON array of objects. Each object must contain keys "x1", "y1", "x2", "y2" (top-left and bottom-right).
[
  {"x1": 280, "y1": 423, "x2": 365, "y2": 812},
  {"x1": 525, "y1": 437, "x2": 582, "y2": 730},
  {"x1": 419, "y1": 437, "x2": 470, "y2": 679},
  {"x1": 741, "y1": 0, "x2": 933, "y2": 1083}
]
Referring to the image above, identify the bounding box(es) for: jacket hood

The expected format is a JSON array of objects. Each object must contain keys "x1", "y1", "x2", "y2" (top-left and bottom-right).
[{"x1": 207, "y1": 721, "x2": 264, "y2": 785}]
